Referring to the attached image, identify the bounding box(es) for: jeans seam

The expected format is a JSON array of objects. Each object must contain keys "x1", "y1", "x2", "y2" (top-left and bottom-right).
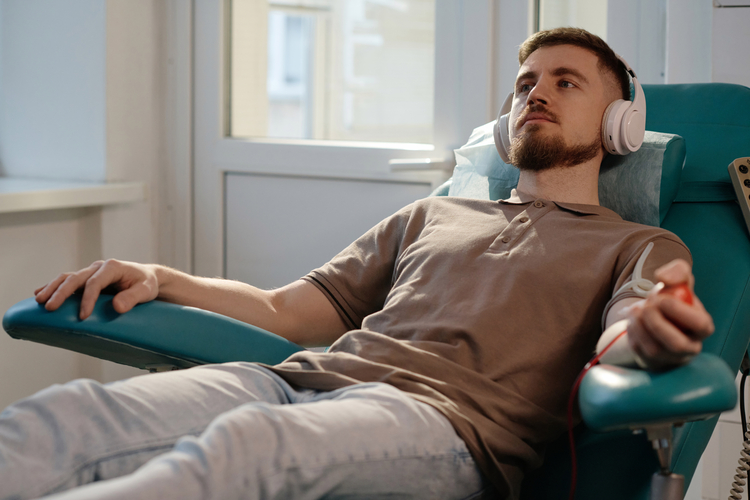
[
  {"x1": 262, "y1": 449, "x2": 476, "y2": 483},
  {"x1": 256, "y1": 451, "x2": 480, "y2": 499},
  {"x1": 35, "y1": 427, "x2": 204, "y2": 498},
  {"x1": 459, "y1": 487, "x2": 491, "y2": 500}
]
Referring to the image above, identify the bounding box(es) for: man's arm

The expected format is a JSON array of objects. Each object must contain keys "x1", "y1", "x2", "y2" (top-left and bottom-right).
[
  {"x1": 604, "y1": 259, "x2": 715, "y2": 370},
  {"x1": 34, "y1": 259, "x2": 348, "y2": 347}
]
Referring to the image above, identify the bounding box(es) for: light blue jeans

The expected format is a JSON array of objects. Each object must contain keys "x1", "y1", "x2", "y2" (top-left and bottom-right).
[{"x1": 0, "y1": 363, "x2": 488, "y2": 499}]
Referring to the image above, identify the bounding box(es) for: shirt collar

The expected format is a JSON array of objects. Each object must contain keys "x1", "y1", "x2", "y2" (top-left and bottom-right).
[{"x1": 498, "y1": 188, "x2": 623, "y2": 219}]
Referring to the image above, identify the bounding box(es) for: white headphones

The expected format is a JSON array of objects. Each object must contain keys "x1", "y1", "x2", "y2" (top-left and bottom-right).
[{"x1": 493, "y1": 54, "x2": 646, "y2": 164}]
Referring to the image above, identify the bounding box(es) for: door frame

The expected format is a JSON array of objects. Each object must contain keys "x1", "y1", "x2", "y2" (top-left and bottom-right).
[{"x1": 191, "y1": 0, "x2": 513, "y2": 278}]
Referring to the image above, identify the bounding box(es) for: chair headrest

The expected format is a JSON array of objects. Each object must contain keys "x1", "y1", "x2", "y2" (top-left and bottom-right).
[
  {"x1": 448, "y1": 121, "x2": 685, "y2": 227},
  {"x1": 643, "y1": 83, "x2": 750, "y2": 202}
]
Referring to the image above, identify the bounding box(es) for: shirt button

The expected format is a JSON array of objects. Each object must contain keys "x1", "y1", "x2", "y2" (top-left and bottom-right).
[
  {"x1": 519, "y1": 217, "x2": 529, "y2": 223},
  {"x1": 534, "y1": 201, "x2": 545, "y2": 208},
  {"x1": 501, "y1": 236, "x2": 511, "y2": 243}
]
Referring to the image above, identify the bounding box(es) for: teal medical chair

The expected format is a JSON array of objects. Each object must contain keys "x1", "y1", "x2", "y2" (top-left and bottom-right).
[{"x1": 4, "y1": 83, "x2": 750, "y2": 499}]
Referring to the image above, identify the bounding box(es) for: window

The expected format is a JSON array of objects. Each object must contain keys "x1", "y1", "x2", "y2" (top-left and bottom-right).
[
  {"x1": 535, "y1": 0, "x2": 607, "y2": 40},
  {"x1": 227, "y1": 0, "x2": 435, "y2": 144},
  {"x1": 532, "y1": 0, "x2": 666, "y2": 84}
]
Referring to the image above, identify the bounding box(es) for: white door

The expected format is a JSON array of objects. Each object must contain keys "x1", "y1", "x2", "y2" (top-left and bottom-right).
[{"x1": 193, "y1": 0, "x2": 522, "y2": 285}]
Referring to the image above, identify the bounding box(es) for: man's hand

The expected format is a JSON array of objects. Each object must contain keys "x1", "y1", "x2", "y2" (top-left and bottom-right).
[
  {"x1": 34, "y1": 259, "x2": 161, "y2": 320},
  {"x1": 625, "y1": 259, "x2": 715, "y2": 370}
]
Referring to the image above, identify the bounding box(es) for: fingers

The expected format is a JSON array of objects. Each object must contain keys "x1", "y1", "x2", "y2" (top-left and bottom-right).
[
  {"x1": 111, "y1": 282, "x2": 156, "y2": 315},
  {"x1": 78, "y1": 263, "x2": 115, "y2": 319},
  {"x1": 657, "y1": 292, "x2": 714, "y2": 341},
  {"x1": 35, "y1": 273, "x2": 71, "y2": 302},
  {"x1": 625, "y1": 259, "x2": 715, "y2": 370},
  {"x1": 653, "y1": 258, "x2": 694, "y2": 291},
  {"x1": 35, "y1": 260, "x2": 159, "y2": 320},
  {"x1": 78, "y1": 260, "x2": 137, "y2": 319},
  {"x1": 81, "y1": 260, "x2": 160, "y2": 319},
  {"x1": 628, "y1": 299, "x2": 702, "y2": 367},
  {"x1": 35, "y1": 261, "x2": 105, "y2": 311}
]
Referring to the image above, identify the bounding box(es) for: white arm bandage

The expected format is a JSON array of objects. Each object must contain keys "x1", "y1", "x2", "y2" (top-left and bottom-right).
[{"x1": 595, "y1": 242, "x2": 657, "y2": 367}]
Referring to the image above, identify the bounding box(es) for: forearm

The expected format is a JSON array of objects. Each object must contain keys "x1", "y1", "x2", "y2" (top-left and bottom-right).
[
  {"x1": 154, "y1": 265, "x2": 347, "y2": 346},
  {"x1": 604, "y1": 297, "x2": 641, "y2": 329},
  {"x1": 155, "y1": 266, "x2": 277, "y2": 330}
]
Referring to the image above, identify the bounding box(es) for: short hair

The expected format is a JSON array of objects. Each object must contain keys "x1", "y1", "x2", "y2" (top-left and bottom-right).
[{"x1": 518, "y1": 27, "x2": 630, "y2": 101}]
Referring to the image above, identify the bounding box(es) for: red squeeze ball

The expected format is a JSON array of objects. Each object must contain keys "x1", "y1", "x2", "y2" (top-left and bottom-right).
[{"x1": 659, "y1": 283, "x2": 694, "y2": 305}]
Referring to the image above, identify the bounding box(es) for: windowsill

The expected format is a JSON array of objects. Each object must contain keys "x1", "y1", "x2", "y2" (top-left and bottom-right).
[{"x1": 0, "y1": 177, "x2": 146, "y2": 214}]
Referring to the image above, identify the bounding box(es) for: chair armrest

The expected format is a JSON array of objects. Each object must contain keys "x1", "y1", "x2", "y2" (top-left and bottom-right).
[
  {"x1": 579, "y1": 353, "x2": 737, "y2": 432},
  {"x1": 2, "y1": 295, "x2": 305, "y2": 371}
]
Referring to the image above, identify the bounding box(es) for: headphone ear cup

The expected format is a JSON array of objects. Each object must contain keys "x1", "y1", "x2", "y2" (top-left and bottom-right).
[
  {"x1": 601, "y1": 55, "x2": 647, "y2": 156},
  {"x1": 602, "y1": 99, "x2": 629, "y2": 155},
  {"x1": 494, "y1": 112, "x2": 512, "y2": 164},
  {"x1": 602, "y1": 99, "x2": 646, "y2": 155},
  {"x1": 494, "y1": 92, "x2": 514, "y2": 164},
  {"x1": 622, "y1": 108, "x2": 646, "y2": 151}
]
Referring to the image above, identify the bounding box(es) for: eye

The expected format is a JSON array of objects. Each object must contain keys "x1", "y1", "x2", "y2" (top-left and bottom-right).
[
  {"x1": 559, "y1": 80, "x2": 576, "y2": 89},
  {"x1": 518, "y1": 83, "x2": 533, "y2": 93}
]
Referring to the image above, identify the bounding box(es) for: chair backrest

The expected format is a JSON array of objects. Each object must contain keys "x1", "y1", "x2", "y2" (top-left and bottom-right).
[
  {"x1": 644, "y1": 83, "x2": 750, "y2": 492},
  {"x1": 437, "y1": 83, "x2": 750, "y2": 499}
]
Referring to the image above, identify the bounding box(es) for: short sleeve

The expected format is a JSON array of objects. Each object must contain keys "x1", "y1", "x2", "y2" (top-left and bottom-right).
[
  {"x1": 301, "y1": 205, "x2": 413, "y2": 330},
  {"x1": 601, "y1": 234, "x2": 692, "y2": 329}
]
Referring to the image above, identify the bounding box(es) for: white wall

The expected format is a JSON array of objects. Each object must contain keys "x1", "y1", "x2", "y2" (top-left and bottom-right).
[
  {"x1": 0, "y1": 208, "x2": 104, "y2": 408},
  {"x1": 0, "y1": 0, "x2": 107, "y2": 181},
  {"x1": 0, "y1": 0, "x2": 172, "y2": 409},
  {"x1": 492, "y1": 0, "x2": 529, "y2": 111},
  {"x1": 606, "y1": 0, "x2": 667, "y2": 84},
  {"x1": 712, "y1": 3, "x2": 750, "y2": 88},
  {"x1": 102, "y1": 0, "x2": 165, "y2": 267},
  {"x1": 665, "y1": 0, "x2": 712, "y2": 84}
]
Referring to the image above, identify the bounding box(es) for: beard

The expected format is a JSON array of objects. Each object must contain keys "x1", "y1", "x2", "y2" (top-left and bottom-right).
[{"x1": 508, "y1": 118, "x2": 601, "y2": 173}]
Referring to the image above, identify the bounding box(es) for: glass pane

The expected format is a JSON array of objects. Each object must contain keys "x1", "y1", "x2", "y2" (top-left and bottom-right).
[
  {"x1": 228, "y1": 0, "x2": 435, "y2": 144},
  {"x1": 535, "y1": 0, "x2": 666, "y2": 84},
  {"x1": 538, "y1": 0, "x2": 608, "y2": 40}
]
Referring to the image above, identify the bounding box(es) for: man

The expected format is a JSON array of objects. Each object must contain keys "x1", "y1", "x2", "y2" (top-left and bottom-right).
[{"x1": 0, "y1": 28, "x2": 713, "y2": 500}]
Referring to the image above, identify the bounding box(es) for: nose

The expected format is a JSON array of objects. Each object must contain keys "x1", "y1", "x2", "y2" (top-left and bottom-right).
[{"x1": 527, "y1": 78, "x2": 550, "y2": 106}]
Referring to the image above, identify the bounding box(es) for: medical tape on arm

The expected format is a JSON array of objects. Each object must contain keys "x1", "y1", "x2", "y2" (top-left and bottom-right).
[
  {"x1": 612, "y1": 241, "x2": 655, "y2": 299},
  {"x1": 596, "y1": 242, "x2": 656, "y2": 367}
]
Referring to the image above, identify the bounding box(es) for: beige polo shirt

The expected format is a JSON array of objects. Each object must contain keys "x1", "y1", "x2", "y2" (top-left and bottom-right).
[{"x1": 268, "y1": 196, "x2": 691, "y2": 499}]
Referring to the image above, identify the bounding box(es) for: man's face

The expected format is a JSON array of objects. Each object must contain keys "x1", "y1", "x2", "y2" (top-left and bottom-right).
[{"x1": 508, "y1": 44, "x2": 614, "y2": 171}]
